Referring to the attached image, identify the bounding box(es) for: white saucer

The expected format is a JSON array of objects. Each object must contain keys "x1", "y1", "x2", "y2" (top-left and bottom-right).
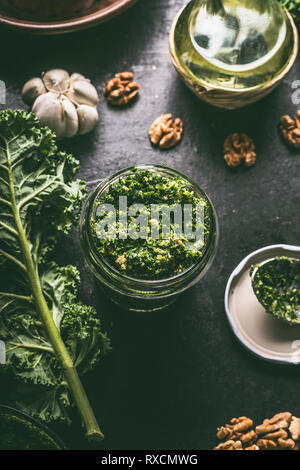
[{"x1": 224, "y1": 244, "x2": 300, "y2": 365}]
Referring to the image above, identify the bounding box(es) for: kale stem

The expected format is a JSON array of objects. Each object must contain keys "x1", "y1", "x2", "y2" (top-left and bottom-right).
[
  {"x1": 7, "y1": 343, "x2": 54, "y2": 354},
  {"x1": 5, "y1": 138, "x2": 104, "y2": 442},
  {"x1": 0, "y1": 220, "x2": 18, "y2": 236},
  {"x1": 0, "y1": 292, "x2": 32, "y2": 302},
  {"x1": 0, "y1": 248, "x2": 26, "y2": 271}
]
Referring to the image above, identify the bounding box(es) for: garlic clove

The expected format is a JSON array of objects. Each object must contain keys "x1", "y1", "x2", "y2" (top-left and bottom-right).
[
  {"x1": 60, "y1": 96, "x2": 80, "y2": 139},
  {"x1": 67, "y1": 79, "x2": 99, "y2": 107},
  {"x1": 42, "y1": 69, "x2": 70, "y2": 93},
  {"x1": 33, "y1": 92, "x2": 78, "y2": 140},
  {"x1": 70, "y1": 73, "x2": 87, "y2": 83},
  {"x1": 22, "y1": 77, "x2": 47, "y2": 106},
  {"x1": 77, "y1": 104, "x2": 99, "y2": 135}
]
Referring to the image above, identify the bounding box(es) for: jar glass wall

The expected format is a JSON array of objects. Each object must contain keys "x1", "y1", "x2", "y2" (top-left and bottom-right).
[{"x1": 80, "y1": 165, "x2": 219, "y2": 312}]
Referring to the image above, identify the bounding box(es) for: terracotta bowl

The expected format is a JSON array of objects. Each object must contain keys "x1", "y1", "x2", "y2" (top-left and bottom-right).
[{"x1": 0, "y1": 0, "x2": 138, "y2": 34}]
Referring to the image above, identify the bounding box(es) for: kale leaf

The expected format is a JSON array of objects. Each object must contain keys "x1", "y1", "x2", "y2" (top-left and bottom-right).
[{"x1": 0, "y1": 110, "x2": 109, "y2": 439}]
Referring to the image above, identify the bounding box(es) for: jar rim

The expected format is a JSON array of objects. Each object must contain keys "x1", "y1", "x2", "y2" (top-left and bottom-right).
[{"x1": 80, "y1": 164, "x2": 219, "y2": 287}]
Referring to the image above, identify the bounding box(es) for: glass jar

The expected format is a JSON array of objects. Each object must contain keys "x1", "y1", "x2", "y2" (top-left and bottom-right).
[
  {"x1": 169, "y1": 0, "x2": 298, "y2": 109},
  {"x1": 80, "y1": 165, "x2": 219, "y2": 312}
]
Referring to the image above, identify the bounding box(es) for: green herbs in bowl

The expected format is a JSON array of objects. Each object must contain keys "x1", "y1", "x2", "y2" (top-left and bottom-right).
[
  {"x1": 279, "y1": 0, "x2": 300, "y2": 26},
  {"x1": 0, "y1": 406, "x2": 64, "y2": 450},
  {"x1": 251, "y1": 256, "x2": 300, "y2": 325}
]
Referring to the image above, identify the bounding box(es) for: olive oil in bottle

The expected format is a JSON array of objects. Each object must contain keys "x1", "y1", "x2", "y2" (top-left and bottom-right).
[{"x1": 170, "y1": 0, "x2": 298, "y2": 108}]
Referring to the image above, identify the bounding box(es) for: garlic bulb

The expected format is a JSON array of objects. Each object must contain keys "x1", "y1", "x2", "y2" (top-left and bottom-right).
[{"x1": 22, "y1": 69, "x2": 99, "y2": 140}]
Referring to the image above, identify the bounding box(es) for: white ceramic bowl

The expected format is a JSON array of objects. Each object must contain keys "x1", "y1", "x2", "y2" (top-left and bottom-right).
[{"x1": 225, "y1": 244, "x2": 300, "y2": 365}]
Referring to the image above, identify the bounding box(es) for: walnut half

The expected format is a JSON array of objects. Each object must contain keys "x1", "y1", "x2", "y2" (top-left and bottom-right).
[
  {"x1": 224, "y1": 133, "x2": 256, "y2": 168},
  {"x1": 214, "y1": 416, "x2": 256, "y2": 450},
  {"x1": 280, "y1": 111, "x2": 300, "y2": 149},
  {"x1": 149, "y1": 114, "x2": 183, "y2": 150},
  {"x1": 104, "y1": 72, "x2": 140, "y2": 107}
]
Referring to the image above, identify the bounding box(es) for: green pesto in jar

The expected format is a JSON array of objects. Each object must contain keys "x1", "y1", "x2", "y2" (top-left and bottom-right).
[
  {"x1": 251, "y1": 256, "x2": 300, "y2": 324},
  {"x1": 90, "y1": 169, "x2": 211, "y2": 280},
  {"x1": 0, "y1": 411, "x2": 61, "y2": 450}
]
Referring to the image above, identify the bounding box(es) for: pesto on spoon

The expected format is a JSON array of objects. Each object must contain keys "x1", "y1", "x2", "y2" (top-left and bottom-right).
[{"x1": 250, "y1": 256, "x2": 300, "y2": 325}]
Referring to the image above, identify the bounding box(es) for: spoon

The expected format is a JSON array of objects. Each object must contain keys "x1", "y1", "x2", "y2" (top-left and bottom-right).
[{"x1": 250, "y1": 256, "x2": 300, "y2": 325}]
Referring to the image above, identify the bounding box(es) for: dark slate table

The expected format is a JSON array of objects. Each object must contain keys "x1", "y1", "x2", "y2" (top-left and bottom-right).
[{"x1": 0, "y1": 0, "x2": 300, "y2": 451}]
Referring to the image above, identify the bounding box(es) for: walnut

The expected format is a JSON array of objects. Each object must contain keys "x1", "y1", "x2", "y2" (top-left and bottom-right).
[
  {"x1": 263, "y1": 429, "x2": 288, "y2": 440},
  {"x1": 214, "y1": 439, "x2": 243, "y2": 450},
  {"x1": 267, "y1": 412, "x2": 292, "y2": 424},
  {"x1": 256, "y1": 412, "x2": 292, "y2": 435},
  {"x1": 231, "y1": 417, "x2": 253, "y2": 433},
  {"x1": 240, "y1": 430, "x2": 257, "y2": 445},
  {"x1": 216, "y1": 426, "x2": 233, "y2": 441},
  {"x1": 289, "y1": 417, "x2": 300, "y2": 441},
  {"x1": 214, "y1": 412, "x2": 300, "y2": 451},
  {"x1": 215, "y1": 417, "x2": 256, "y2": 450},
  {"x1": 149, "y1": 114, "x2": 183, "y2": 149},
  {"x1": 280, "y1": 111, "x2": 300, "y2": 149},
  {"x1": 256, "y1": 439, "x2": 278, "y2": 450},
  {"x1": 255, "y1": 413, "x2": 293, "y2": 450},
  {"x1": 104, "y1": 72, "x2": 140, "y2": 107},
  {"x1": 224, "y1": 133, "x2": 256, "y2": 168},
  {"x1": 278, "y1": 438, "x2": 295, "y2": 450}
]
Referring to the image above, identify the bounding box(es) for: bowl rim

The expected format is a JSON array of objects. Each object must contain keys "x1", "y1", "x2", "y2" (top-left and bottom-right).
[
  {"x1": 0, "y1": 0, "x2": 138, "y2": 35},
  {"x1": 0, "y1": 404, "x2": 67, "y2": 449}
]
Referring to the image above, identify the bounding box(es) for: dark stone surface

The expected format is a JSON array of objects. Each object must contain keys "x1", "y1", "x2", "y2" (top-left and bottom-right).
[{"x1": 0, "y1": 0, "x2": 300, "y2": 450}]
